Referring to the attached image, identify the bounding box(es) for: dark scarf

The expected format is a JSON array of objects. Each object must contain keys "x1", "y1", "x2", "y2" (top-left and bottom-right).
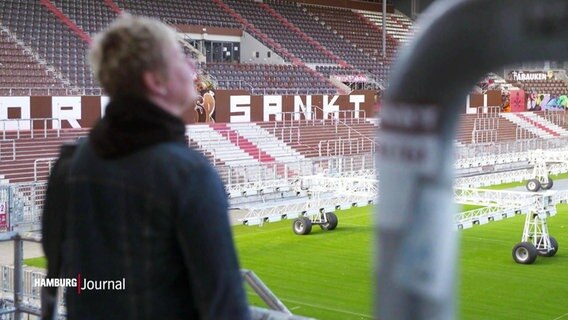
[{"x1": 90, "y1": 96, "x2": 186, "y2": 158}]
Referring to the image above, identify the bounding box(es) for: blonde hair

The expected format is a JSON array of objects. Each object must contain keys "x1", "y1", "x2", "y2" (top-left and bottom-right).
[{"x1": 89, "y1": 14, "x2": 178, "y2": 99}]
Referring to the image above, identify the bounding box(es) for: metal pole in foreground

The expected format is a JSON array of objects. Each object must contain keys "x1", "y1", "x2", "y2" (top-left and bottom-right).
[
  {"x1": 382, "y1": 0, "x2": 386, "y2": 59},
  {"x1": 376, "y1": 0, "x2": 568, "y2": 319},
  {"x1": 13, "y1": 234, "x2": 23, "y2": 320}
]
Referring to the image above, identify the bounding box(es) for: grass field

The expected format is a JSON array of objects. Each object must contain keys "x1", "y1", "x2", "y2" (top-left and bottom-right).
[
  {"x1": 23, "y1": 256, "x2": 46, "y2": 269},
  {"x1": 24, "y1": 200, "x2": 568, "y2": 319},
  {"x1": 233, "y1": 204, "x2": 568, "y2": 320},
  {"x1": 234, "y1": 206, "x2": 373, "y2": 319}
]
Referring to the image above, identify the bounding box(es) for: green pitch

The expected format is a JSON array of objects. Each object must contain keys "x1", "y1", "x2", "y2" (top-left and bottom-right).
[
  {"x1": 233, "y1": 204, "x2": 568, "y2": 320},
  {"x1": 24, "y1": 202, "x2": 568, "y2": 319},
  {"x1": 234, "y1": 206, "x2": 373, "y2": 319}
]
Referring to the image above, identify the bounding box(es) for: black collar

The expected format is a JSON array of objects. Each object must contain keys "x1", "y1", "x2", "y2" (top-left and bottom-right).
[{"x1": 89, "y1": 96, "x2": 186, "y2": 158}]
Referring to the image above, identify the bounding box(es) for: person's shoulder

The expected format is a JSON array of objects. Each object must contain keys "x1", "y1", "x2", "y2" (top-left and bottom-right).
[
  {"x1": 59, "y1": 137, "x2": 87, "y2": 158},
  {"x1": 152, "y1": 143, "x2": 220, "y2": 187},
  {"x1": 155, "y1": 142, "x2": 211, "y2": 168}
]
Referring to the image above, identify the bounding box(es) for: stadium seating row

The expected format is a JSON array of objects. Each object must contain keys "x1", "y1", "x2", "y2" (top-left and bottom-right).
[{"x1": 0, "y1": 0, "x2": 408, "y2": 94}]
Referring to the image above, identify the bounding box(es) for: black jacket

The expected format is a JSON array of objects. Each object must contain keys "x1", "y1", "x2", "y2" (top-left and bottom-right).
[{"x1": 42, "y1": 97, "x2": 250, "y2": 319}]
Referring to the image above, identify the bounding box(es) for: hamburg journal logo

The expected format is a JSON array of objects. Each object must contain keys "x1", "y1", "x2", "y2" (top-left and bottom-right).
[{"x1": 34, "y1": 274, "x2": 126, "y2": 294}]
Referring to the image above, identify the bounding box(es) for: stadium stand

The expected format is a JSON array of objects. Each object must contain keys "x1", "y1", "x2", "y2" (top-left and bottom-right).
[
  {"x1": 264, "y1": 0, "x2": 381, "y2": 89},
  {"x1": 3, "y1": 1, "x2": 568, "y2": 319},
  {"x1": 204, "y1": 62, "x2": 337, "y2": 94},
  {"x1": 265, "y1": 0, "x2": 361, "y2": 65},
  {"x1": 120, "y1": 0, "x2": 240, "y2": 28},
  {"x1": 0, "y1": 0, "x2": 94, "y2": 93},
  {"x1": 258, "y1": 120, "x2": 376, "y2": 158},
  {"x1": 0, "y1": 128, "x2": 88, "y2": 183},
  {"x1": 1, "y1": 0, "x2": 566, "y2": 174},
  {"x1": 302, "y1": 4, "x2": 394, "y2": 80},
  {"x1": 224, "y1": 0, "x2": 335, "y2": 64},
  {"x1": 359, "y1": 9, "x2": 416, "y2": 44},
  {"x1": 510, "y1": 79, "x2": 568, "y2": 96},
  {"x1": 0, "y1": 30, "x2": 69, "y2": 96},
  {"x1": 0, "y1": 0, "x2": 414, "y2": 94},
  {"x1": 456, "y1": 111, "x2": 543, "y2": 145},
  {"x1": 49, "y1": 1, "x2": 118, "y2": 36}
]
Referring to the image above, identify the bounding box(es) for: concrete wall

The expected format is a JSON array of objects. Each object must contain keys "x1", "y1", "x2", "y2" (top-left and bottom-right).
[{"x1": 240, "y1": 32, "x2": 286, "y2": 64}]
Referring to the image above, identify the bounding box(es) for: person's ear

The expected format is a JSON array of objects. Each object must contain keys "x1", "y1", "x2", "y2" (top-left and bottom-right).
[{"x1": 143, "y1": 71, "x2": 167, "y2": 96}]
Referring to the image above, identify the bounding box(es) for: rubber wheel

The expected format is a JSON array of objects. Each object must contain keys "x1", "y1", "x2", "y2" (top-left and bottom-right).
[
  {"x1": 512, "y1": 242, "x2": 538, "y2": 264},
  {"x1": 292, "y1": 217, "x2": 312, "y2": 235},
  {"x1": 320, "y1": 212, "x2": 339, "y2": 231},
  {"x1": 526, "y1": 179, "x2": 541, "y2": 192},
  {"x1": 541, "y1": 177, "x2": 553, "y2": 190},
  {"x1": 538, "y1": 236, "x2": 559, "y2": 257}
]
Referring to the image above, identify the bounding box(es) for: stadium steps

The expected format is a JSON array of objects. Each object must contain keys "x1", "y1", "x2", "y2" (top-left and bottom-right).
[
  {"x1": 497, "y1": 114, "x2": 537, "y2": 141},
  {"x1": 258, "y1": 121, "x2": 376, "y2": 158},
  {"x1": 228, "y1": 122, "x2": 304, "y2": 176},
  {"x1": 258, "y1": 122, "x2": 331, "y2": 157},
  {"x1": 187, "y1": 124, "x2": 283, "y2": 188},
  {"x1": 518, "y1": 112, "x2": 568, "y2": 136},
  {"x1": 211, "y1": 123, "x2": 276, "y2": 163},
  {"x1": 0, "y1": 129, "x2": 87, "y2": 183},
  {"x1": 500, "y1": 112, "x2": 559, "y2": 139},
  {"x1": 210, "y1": 123, "x2": 296, "y2": 178},
  {"x1": 188, "y1": 124, "x2": 301, "y2": 188},
  {"x1": 515, "y1": 113, "x2": 561, "y2": 137},
  {"x1": 462, "y1": 112, "x2": 539, "y2": 144},
  {"x1": 187, "y1": 139, "x2": 226, "y2": 167},
  {"x1": 227, "y1": 123, "x2": 305, "y2": 163},
  {"x1": 186, "y1": 124, "x2": 257, "y2": 166},
  {"x1": 537, "y1": 110, "x2": 568, "y2": 132},
  {"x1": 456, "y1": 114, "x2": 477, "y2": 144}
]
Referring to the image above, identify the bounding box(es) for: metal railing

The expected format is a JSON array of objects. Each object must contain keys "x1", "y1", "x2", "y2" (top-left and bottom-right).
[
  {"x1": 33, "y1": 158, "x2": 57, "y2": 182},
  {"x1": 0, "y1": 232, "x2": 313, "y2": 320},
  {"x1": 475, "y1": 106, "x2": 501, "y2": 115},
  {"x1": 217, "y1": 153, "x2": 376, "y2": 188},
  {"x1": 0, "y1": 232, "x2": 43, "y2": 320},
  {"x1": 0, "y1": 118, "x2": 61, "y2": 139},
  {"x1": 215, "y1": 80, "x2": 253, "y2": 91},
  {"x1": 0, "y1": 182, "x2": 47, "y2": 233},
  {"x1": 163, "y1": 18, "x2": 242, "y2": 29},
  {"x1": 0, "y1": 87, "x2": 105, "y2": 96},
  {"x1": 274, "y1": 111, "x2": 317, "y2": 127},
  {"x1": 328, "y1": 109, "x2": 367, "y2": 125},
  {"x1": 0, "y1": 177, "x2": 313, "y2": 318},
  {"x1": 516, "y1": 125, "x2": 535, "y2": 140},
  {"x1": 0, "y1": 87, "x2": 78, "y2": 97},
  {"x1": 471, "y1": 128, "x2": 498, "y2": 144},
  {"x1": 455, "y1": 136, "x2": 568, "y2": 161},
  {"x1": 276, "y1": 107, "x2": 368, "y2": 129},
  {"x1": 250, "y1": 88, "x2": 338, "y2": 96},
  {"x1": 543, "y1": 109, "x2": 567, "y2": 126},
  {"x1": 473, "y1": 116, "x2": 499, "y2": 131},
  {"x1": 310, "y1": 105, "x2": 375, "y2": 148},
  {"x1": 265, "y1": 126, "x2": 300, "y2": 144},
  {"x1": 318, "y1": 137, "x2": 366, "y2": 157}
]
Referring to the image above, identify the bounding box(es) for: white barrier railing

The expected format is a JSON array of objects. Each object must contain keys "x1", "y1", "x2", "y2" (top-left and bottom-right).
[{"x1": 0, "y1": 118, "x2": 61, "y2": 139}]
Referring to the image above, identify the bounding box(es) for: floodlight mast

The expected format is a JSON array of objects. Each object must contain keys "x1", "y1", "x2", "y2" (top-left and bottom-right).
[{"x1": 376, "y1": 0, "x2": 568, "y2": 319}]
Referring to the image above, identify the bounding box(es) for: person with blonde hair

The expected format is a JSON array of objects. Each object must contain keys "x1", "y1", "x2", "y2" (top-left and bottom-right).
[{"x1": 42, "y1": 14, "x2": 250, "y2": 319}]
